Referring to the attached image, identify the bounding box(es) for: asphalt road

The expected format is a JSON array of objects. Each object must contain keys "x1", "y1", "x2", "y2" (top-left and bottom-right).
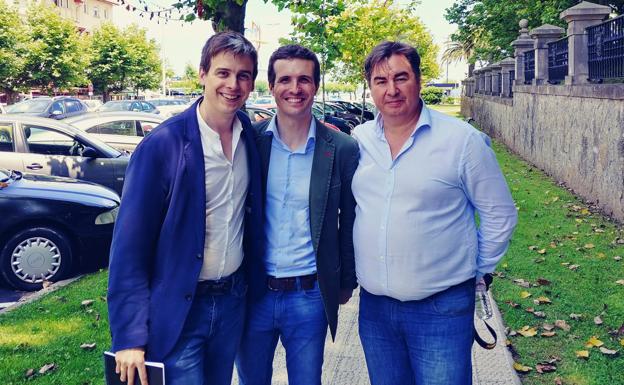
[{"x1": 0, "y1": 285, "x2": 26, "y2": 310}]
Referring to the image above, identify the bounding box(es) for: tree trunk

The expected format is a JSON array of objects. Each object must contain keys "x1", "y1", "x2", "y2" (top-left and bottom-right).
[{"x1": 212, "y1": 0, "x2": 248, "y2": 33}]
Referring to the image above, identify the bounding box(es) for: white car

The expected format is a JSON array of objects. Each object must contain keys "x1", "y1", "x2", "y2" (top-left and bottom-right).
[{"x1": 147, "y1": 99, "x2": 188, "y2": 118}]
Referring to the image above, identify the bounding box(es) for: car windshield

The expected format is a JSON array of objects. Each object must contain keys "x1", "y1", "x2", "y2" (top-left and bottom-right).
[
  {"x1": 6, "y1": 99, "x2": 50, "y2": 113},
  {"x1": 101, "y1": 101, "x2": 132, "y2": 111}
]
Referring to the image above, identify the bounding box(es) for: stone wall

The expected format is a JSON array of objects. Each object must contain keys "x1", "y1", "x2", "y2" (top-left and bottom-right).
[{"x1": 462, "y1": 84, "x2": 624, "y2": 221}]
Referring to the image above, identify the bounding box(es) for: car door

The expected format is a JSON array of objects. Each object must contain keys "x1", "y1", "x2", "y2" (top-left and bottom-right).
[
  {"x1": 17, "y1": 123, "x2": 118, "y2": 192},
  {"x1": 0, "y1": 122, "x2": 24, "y2": 170}
]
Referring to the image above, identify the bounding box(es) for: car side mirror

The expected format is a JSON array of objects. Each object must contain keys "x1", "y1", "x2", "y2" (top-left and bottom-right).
[{"x1": 81, "y1": 146, "x2": 98, "y2": 158}]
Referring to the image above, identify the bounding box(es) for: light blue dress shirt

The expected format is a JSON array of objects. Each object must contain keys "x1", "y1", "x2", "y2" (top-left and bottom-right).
[
  {"x1": 352, "y1": 103, "x2": 517, "y2": 301},
  {"x1": 264, "y1": 116, "x2": 317, "y2": 277}
]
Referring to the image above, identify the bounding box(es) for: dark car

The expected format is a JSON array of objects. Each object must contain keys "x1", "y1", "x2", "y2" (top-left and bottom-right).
[
  {"x1": 100, "y1": 100, "x2": 160, "y2": 115},
  {"x1": 6, "y1": 97, "x2": 88, "y2": 120},
  {"x1": 0, "y1": 115, "x2": 130, "y2": 195},
  {"x1": 65, "y1": 111, "x2": 165, "y2": 152},
  {"x1": 245, "y1": 106, "x2": 274, "y2": 123},
  {"x1": 313, "y1": 102, "x2": 361, "y2": 127},
  {"x1": 312, "y1": 105, "x2": 353, "y2": 135},
  {"x1": 330, "y1": 100, "x2": 375, "y2": 121},
  {"x1": 0, "y1": 169, "x2": 119, "y2": 291}
]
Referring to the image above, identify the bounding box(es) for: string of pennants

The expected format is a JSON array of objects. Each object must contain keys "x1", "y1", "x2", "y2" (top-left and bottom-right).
[{"x1": 115, "y1": 0, "x2": 200, "y2": 24}]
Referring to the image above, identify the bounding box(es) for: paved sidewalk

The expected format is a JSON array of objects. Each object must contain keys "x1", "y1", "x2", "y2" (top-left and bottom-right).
[{"x1": 233, "y1": 289, "x2": 521, "y2": 385}]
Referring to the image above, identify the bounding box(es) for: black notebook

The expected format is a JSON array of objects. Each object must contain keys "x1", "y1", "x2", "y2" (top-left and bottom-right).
[{"x1": 104, "y1": 351, "x2": 165, "y2": 385}]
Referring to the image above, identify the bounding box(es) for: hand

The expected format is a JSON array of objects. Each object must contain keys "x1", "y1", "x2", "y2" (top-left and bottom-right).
[
  {"x1": 115, "y1": 347, "x2": 148, "y2": 385},
  {"x1": 339, "y1": 289, "x2": 353, "y2": 305}
]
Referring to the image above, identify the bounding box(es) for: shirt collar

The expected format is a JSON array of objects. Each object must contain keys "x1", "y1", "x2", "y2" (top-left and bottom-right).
[
  {"x1": 374, "y1": 98, "x2": 431, "y2": 140},
  {"x1": 266, "y1": 114, "x2": 317, "y2": 150}
]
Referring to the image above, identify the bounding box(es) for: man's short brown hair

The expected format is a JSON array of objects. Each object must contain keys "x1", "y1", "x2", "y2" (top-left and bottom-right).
[
  {"x1": 200, "y1": 32, "x2": 258, "y2": 80},
  {"x1": 364, "y1": 41, "x2": 421, "y2": 84}
]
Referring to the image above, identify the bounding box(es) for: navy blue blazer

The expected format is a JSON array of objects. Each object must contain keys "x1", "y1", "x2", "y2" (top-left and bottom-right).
[{"x1": 107, "y1": 98, "x2": 263, "y2": 361}]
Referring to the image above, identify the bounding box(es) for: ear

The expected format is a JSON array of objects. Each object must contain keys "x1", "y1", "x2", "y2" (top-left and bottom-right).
[{"x1": 198, "y1": 68, "x2": 207, "y2": 86}]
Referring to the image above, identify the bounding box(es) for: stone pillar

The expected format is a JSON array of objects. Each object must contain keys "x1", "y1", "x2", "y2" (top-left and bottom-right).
[
  {"x1": 560, "y1": 1, "x2": 611, "y2": 84},
  {"x1": 511, "y1": 19, "x2": 535, "y2": 85},
  {"x1": 473, "y1": 69, "x2": 481, "y2": 93},
  {"x1": 500, "y1": 57, "x2": 516, "y2": 97},
  {"x1": 529, "y1": 24, "x2": 565, "y2": 84},
  {"x1": 484, "y1": 67, "x2": 492, "y2": 95},
  {"x1": 490, "y1": 62, "x2": 502, "y2": 96},
  {"x1": 468, "y1": 77, "x2": 475, "y2": 97}
]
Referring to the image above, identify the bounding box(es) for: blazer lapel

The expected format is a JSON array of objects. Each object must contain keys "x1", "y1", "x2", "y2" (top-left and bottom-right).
[
  {"x1": 309, "y1": 120, "x2": 335, "y2": 254},
  {"x1": 255, "y1": 129, "x2": 273, "y2": 197}
]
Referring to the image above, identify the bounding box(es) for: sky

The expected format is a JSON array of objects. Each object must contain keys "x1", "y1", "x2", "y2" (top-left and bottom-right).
[{"x1": 113, "y1": 0, "x2": 466, "y2": 83}]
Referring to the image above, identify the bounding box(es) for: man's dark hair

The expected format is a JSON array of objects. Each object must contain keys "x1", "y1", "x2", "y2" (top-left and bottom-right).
[
  {"x1": 268, "y1": 45, "x2": 320, "y2": 87},
  {"x1": 200, "y1": 32, "x2": 258, "y2": 80},
  {"x1": 364, "y1": 41, "x2": 421, "y2": 84}
]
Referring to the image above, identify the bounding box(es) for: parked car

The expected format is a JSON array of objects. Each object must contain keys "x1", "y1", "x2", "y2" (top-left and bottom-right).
[
  {"x1": 245, "y1": 106, "x2": 274, "y2": 123},
  {"x1": 5, "y1": 96, "x2": 88, "y2": 120},
  {"x1": 65, "y1": 112, "x2": 165, "y2": 152},
  {"x1": 147, "y1": 99, "x2": 188, "y2": 118},
  {"x1": 330, "y1": 100, "x2": 375, "y2": 121},
  {"x1": 82, "y1": 99, "x2": 103, "y2": 112},
  {"x1": 313, "y1": 102, "x2": 360, "y2": 127},
  {"x1": 312, "y1": 105, "x2": 353, "y2": 135},
  {"x1": 0, "y1": 115, "x2": 130, "y2": 195},
  {"x1": 100, "y1": 100, "x2": 160, "y2": 115},
  {"x1": 0, "y1": 169, "x2": 119, "y2": 291}
]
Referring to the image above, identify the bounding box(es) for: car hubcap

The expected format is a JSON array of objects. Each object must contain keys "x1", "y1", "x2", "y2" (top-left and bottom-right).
[{"x1": 10, "y1": 237, "x2": 61, "y2": 283}]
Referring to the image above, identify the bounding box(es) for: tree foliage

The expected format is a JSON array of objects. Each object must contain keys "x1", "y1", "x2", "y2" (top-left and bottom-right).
[
  {"x1": 0, "y1": 0, "x2": 26, "y2": 100},
  {"x1": 88, "y1": 23, "x2": 161, "y2": 101},
  {"x1": 23, "y1": 2, "x2": 87, "y2": 94},
  {"x1": 444, "y1": 0, "x2": 623, "y2": 65},
  {"x1": 174, "y1": 0, "x2": 248, "y2": 32}
]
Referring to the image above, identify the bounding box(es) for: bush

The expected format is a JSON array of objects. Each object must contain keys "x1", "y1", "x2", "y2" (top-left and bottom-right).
[{"x1": 421, "y1": 86, "x2": 444, "y2": 105}]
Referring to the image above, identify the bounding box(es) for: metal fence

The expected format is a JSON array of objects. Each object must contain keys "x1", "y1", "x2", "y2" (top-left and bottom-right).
[
  {"x1": 496, "y1": 72, "x2": 502, "y2": 95},
  {"x1": 548, "y1": 36, "x2": 569, "y2": 83},
  {"x1": 588, "y1": 14, "x2": 624, "y2": 81},
  {"x1": 524, "y1": 50, "x2": 535, "y2": 84},
  {"x1": 509, "y1": 70, "x2": 515, "y2": 97}
]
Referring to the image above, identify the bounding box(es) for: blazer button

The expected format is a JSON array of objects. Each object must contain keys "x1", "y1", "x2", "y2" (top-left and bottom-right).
[
  {"x1": 185, "y1": 294, "x2": 192, "y2": 301},
  {"x1": 196, "y1": 253, "x2": 203, "y2": 260}
]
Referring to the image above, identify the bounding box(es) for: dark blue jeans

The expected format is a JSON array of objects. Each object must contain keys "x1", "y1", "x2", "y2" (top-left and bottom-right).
[
  {"x1": 359, "y1": 279, "x2": 475, "y2": 385},
  {"x1": 163, "y1": 271, "x2": 247, "y2": 385},
  {"x1": 236, "y1": 281, "x2": 328, "y2": 385}
]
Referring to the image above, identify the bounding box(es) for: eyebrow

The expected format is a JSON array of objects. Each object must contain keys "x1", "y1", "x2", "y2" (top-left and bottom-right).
[{"x1": 213, "y1": 67, "x2": 252, "y2": 75}]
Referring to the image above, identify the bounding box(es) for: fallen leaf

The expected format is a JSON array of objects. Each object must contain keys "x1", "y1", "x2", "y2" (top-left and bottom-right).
[
  {"x1": 614, "y1": 256, "x2": 622, "y2": 261},
  {"x1": 616, "y1": 280, "x2": 624, "y2": 285},
  {"x1": 569, "y1": 264, "x2": 580, "y2": 271},
  {"x1": 594, "y1": 316, "x2": 603, "y2": 325},
  {"x1": 520, "y1": 291, "x2": 532, "y2": 299},
  {"x1": 550, "y1": 242, "x2": 558, "y2": 248},
  {"x1": 508, "y1": 329, "x2": 518, "y2": 337},
  {"x1": 581, "y1": 208, "x2": 590, "y2": 215},
  {"x1": 24, "y1": 369, "x2": 35, "y2": 379},
  {"x1": 537, "y1": 249, "x2": 547, "y2": 254},
  {"x1": 555, "y1": 320, "x2": 571, "y2": 331},
  {"x1": 570, "y1": 313, "x2": 583, "y2": 320},
  {"x1": 561, "y1": 262, "x2": 570, "y2": 266},
  {"x1": 535, "y1": 296, "x2": 552, "y2": 304},
  {"x1": 81, "y1": 300, "x2": 94, "y2": 307},
  {"x1": 585, "y1": 336, "x2": 604, "y2": 348},
  {"x1": 555, "y1": 377, "x2": 563, "y2": 385},
  {"x1": 584, "y1": 243, "x2": 595, "y2": 249},
  {"x1": 506, "y1": 300, "x2": 520, "y2": 308},
  {"x1": 513, "y1": 279, "x2": 531, "y2": 288},
  {"x1": 597, "y1": 252, "x2": 607, "y2": 259},
  {"x1": 528, "y1": 245, "x2": 538, "y2": 251},
  {"x1": 543, "y1": 323, "x2": 555, "y2": 331},
  {"x1": 38, "y1": 363, "x2": 56, "y2": 375},
  {"x1": 42, "y1": 281, "x2": 52, "y2": 289},
  {"x1": 536, "y1": 363, "x2": 557, "y2": 373},
  {"x1": 518, "y1": 326, "x2": 538, "y2": 337},
  {"x1": 541, "y1": 331, "x2": 556, "y2": 337},
  {"x1": 536, "y1": 278, "x2": 551, "y2": 286},
  {"x1": 525, "y1": 307, "x2": 535, "y2": 313},
  {"x1": 594, "y1": 228, "x2": 604, "y2": 233},
  {"x1": 534, "y1": 257, "x2": 546, "y2": 263},
  {"x1": 576, "y1": 350, "x2": 590, "y2": 359},
  {"x1": 599, "y1": 347, "x2": 618, "y2": 355},
  {"x1": 80, "y1": 343, "x2": 96, "y2": 351},
  {"x1": 534, "y1": 311, "x2": 546, "y2": 318},
  {"x1": 620, "y1": 339, "x2": 624, "y2": 347},
  {"x1": 513, "y1": 362, "x2": 532, "y2": 373}
]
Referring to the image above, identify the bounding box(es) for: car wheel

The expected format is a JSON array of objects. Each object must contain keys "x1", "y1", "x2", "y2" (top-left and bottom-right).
[{"x1": 0, "y1": 227, "x2": 73, "y2": 291}]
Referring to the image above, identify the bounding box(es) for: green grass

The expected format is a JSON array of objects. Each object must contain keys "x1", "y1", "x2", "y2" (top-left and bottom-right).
[{"x1": 1, "y1": 104, "x2": 622, "y2": 384}]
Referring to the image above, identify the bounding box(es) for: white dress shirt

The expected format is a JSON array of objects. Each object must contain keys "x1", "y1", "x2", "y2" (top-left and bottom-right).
[
  {"x1": 352, "y1": 103, "x2": 517, "y2": 301},
  {"x1": 196, "y1": 106, "x2": 249, "y2": 280}
]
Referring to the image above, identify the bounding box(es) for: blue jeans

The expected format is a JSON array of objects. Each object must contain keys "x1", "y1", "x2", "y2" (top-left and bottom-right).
[
  {"x1": 163, "y1": 271, "x2": 247, "y2": 385},
  {"x1": 236, "y1": 281, "x2": 328, "y2": 385},
  {"x1": 359, "y1": 279, "x2": 475, "y2": 385}
]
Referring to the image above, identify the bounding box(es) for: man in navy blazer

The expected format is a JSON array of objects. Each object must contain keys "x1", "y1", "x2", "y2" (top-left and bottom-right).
[{"x1": 107, "y1": 32, "x2": 263, "y2": 385}]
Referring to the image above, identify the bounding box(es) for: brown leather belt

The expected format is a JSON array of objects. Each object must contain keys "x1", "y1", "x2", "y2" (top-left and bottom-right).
[{"x1": 267, "y1": 274, "x2": 317, "y2": 291}]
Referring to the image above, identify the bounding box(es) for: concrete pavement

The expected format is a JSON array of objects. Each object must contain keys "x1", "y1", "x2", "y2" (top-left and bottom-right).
[{"x1": 232, "y1": 288, "x2": 521, "y2": 385}]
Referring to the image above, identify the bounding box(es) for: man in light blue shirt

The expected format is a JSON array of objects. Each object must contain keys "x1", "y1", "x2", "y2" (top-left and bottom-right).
[
  {"x1": 236, "y1": 45, "x2": 359, "y2": 385},
  {"x1": 352, "y1": 41, "x2": 517, "y2": 385}
]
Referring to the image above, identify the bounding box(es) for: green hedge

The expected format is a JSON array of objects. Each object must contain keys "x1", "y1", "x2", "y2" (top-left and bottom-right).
[{"x1": 421, "y1": 86, "x2": 444, "y2": 105}]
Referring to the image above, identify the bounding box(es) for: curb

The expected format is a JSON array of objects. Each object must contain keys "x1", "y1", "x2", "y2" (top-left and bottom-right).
[{"x1": 0, "y1": 276, "x2": 82, "y2": 315}]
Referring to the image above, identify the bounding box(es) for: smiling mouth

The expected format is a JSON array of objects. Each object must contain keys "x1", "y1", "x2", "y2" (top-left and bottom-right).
[{"x1": 221, "y1": 93, "x2": 240, "y2": 101}]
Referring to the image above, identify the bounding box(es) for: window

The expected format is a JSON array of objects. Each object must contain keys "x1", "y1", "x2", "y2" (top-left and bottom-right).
[
  {"x1": 64, "y1": 100, "x2": 83, "y2": 113},
  {"x1": 49, "y1": 101, "x2": 65, "y2": 115},
  {"x1": 0, "y1": 124, "x2": 14, "y2": 152},
  {"x1": 24, "y1": 126, "x2": 77, "y2": 156},
  {"x1": 91, "y1": 121, "x2": 136, "y2": 136},
  {"x1": 140, "y1": 102, "x2": 153, "y2": 111},
  {"x1": 138, "y1": 120, "x2": 160, "y2": 135},
  {"x1": 84, "y1": 3, "x2": 87, "y2": 13},
  {"x1": 93, "y1": 6, "x2": 99, "y2": 18},
  {"x1": 104, "y1": 9, "x2": 108, "y2": 19}
]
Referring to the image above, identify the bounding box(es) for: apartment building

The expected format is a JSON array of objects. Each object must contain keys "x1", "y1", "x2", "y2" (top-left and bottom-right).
[{"x1": 13, "y1": 0, "x2": 117, "y2": 33}]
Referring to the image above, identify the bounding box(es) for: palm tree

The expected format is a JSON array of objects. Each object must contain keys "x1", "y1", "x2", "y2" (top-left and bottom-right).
[{"x1": 441, "y1": 39, "x2": 476, "y2": 78}]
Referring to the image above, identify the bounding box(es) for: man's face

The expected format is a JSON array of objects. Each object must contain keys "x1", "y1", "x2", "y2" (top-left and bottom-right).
[
  {"x1": 270, "y1": 58, "x2": 318, "y2": 120},
  {"x1": 369, "y1": 54, "x2": 421, "y2": 121},
  {"x1": 199, "y1": 51, "x2": 254, "y2": 116}
]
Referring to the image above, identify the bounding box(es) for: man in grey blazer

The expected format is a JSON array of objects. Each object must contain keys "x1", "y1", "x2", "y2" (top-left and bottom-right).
[{"x1": 236, "y1": 44, "x2": 359, "y2": 385}]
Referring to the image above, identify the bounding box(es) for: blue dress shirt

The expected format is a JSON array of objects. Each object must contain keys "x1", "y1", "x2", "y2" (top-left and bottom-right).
[
  {"x1": 264, "y1": 116, "x2": 317, "y2": 277},
  {"x1": 352, "y1": 103, "x2": 517, "y2": 301}
]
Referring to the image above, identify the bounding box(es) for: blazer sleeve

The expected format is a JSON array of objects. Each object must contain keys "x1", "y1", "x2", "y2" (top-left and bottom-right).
[
  {"x1": 338, "y1": 138, "x2": 359, "y2": 290},
  {"x1": 107, "y1": 130, "x2": 174, "y2": 352}
]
